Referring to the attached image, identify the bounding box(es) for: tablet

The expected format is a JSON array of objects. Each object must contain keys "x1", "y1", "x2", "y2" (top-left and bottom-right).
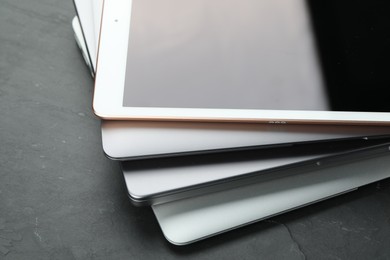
[
  {"x1": 72, "y1": 16, "x2": 93, "y2": 75},
  {"x1": 153, "y1": 150, "x2": 390, "y2": 245},
  {"x1": 74, "y1": 0, "x2": 390, "y2": 161},
  {"x1": 102, "y1": 121, "x2": 390, "y2": 160},
  {"x1": 121, "y1": 137, "x2": 390, "y2": 205},
  {"x1": 94, "y1": 0, "x2": 390, "y2": 125},
  {"x1": 72, "y1": 0, "x2": 95, "y2": 75}
]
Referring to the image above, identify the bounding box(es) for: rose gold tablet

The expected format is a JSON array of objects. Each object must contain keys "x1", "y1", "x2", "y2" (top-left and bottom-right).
[
  {"x1": 93, "y1": 0, "x2": 390, "y2": 124},
  {"x1": 94, "y1": 0, "x2": 390, "y2": 124}
]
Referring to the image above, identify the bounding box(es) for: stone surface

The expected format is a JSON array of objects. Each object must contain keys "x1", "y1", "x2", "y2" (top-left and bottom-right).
[{"x1": 1, "y1": 0, "x2": 390, "y2": 259}]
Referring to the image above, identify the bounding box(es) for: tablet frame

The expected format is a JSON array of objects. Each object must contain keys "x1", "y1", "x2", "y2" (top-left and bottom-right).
[{"x1": 93, "y1": 0, "x2": 390, "y2": 125}]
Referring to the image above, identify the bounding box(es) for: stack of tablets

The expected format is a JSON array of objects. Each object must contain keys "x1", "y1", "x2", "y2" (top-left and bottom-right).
[{"x1": 73, "y1": 0, "x2": 390, "y2": 245}]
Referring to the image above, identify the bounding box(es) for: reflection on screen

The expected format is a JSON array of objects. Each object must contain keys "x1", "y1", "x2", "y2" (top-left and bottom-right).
[{"x1": 123, "y1": 0, "x2": 390, "y2": 112}]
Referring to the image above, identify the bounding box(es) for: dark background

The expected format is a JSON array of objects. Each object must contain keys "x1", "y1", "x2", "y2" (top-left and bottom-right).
[{"x1": 1, "y1": 0, "x2": 390, "y2": 259}]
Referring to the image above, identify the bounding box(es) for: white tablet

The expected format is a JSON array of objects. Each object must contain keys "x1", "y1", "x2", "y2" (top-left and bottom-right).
[
  {"x1": 74, "y1": 0, "x2": 390, "y2": 161},
  {"x1": 94, "y1": 0, "x2": 390, "y2": 125}
]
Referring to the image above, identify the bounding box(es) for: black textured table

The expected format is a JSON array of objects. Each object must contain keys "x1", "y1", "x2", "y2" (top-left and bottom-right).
[{"x1": 1, "y1": 1, "x2": 390, "y2": 259}]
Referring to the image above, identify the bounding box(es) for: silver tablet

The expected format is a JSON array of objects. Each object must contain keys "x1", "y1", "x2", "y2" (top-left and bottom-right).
[
  {"x1": 94, "y1": 0, "x2": 390, "y2": 125},
  {"x1": 72, "y1": 16, "x2": 92, "y2": 75},
  {"x1": 102, "y1": 121, "x2": 390, "y2": 160},
  {"x1": 153, "y1": 150, "x2": 390, "y2": 245},
  {"x1": 122, "y1": 138, "x2": 390, "y2": 205},
  {"x1": 72, "y1": 0, "x2": 96, "y2": 75}
]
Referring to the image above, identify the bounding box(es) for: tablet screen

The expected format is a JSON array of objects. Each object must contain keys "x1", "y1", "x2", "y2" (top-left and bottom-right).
[{"x1": 122, "y1": 0, "x2": 390, "y2": 112}]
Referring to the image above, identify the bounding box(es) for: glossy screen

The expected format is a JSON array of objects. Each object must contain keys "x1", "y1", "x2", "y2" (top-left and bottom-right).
[{"x1": 123, "y1": 0, "x2": 390, "y2": 112}]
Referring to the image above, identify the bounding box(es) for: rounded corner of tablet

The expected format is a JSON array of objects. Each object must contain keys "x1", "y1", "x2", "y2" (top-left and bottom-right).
[
  {"x1": 159, "y1": 227, "x2": 194, "y2": 246},
  {"x1": 71, "y1": 16, "x2": 78, "y2": 28},
  {"x1": 121, "y1": 175, "x2": 156, "y2": 205},
  {"x1": 152, "y1": 206, "x2": 202, "y2": 246},
  {"x1": 126, "y1": 189, "x2": 153, "y2": 207},
  {"x1": 101, "y1": 141, "x2": 123, "y2": 160},
  {"x1": 92, "y1": 101, "x2": 107, "y2": 120}
]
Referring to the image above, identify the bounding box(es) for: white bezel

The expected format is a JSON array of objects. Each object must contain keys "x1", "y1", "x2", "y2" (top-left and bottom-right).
[{"x1": 93, "y1": 0, "x2": 390, "y2": 125}]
